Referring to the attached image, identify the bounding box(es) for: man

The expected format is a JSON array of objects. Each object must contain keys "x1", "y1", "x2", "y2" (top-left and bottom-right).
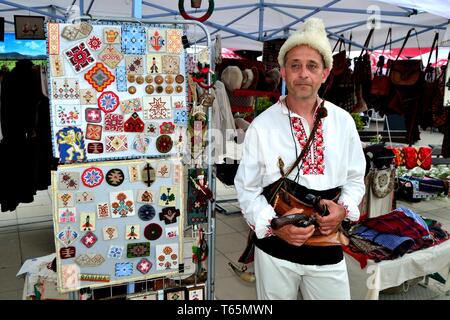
[{"x1": 234, "y1": 18, "x2": 366, "y2": 300}]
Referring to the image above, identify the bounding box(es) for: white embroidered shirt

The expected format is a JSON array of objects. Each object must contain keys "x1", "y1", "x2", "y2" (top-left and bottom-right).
[{"x1": 234, "y1": 98, "x2": 366, "y2": 239}]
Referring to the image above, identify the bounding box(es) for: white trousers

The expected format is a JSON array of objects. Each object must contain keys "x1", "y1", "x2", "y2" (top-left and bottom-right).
[{"x1": 254, "y1": 247, "x2": 351, "y2": 300}]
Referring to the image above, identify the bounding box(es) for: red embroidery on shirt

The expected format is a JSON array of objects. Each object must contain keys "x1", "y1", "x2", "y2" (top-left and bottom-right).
[{"x1": 291, "y1": 117, "x2": 325, "y2": 175}]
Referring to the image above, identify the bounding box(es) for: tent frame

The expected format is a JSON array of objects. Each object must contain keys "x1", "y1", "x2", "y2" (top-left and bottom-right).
[{"x1": 0, "y1": 0, "x2": 447, "y2": 49}]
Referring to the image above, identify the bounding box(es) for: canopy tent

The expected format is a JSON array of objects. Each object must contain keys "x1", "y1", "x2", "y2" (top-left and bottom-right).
[{"x1": 0, "y1": 0, "x2": 448, "y2": 52}]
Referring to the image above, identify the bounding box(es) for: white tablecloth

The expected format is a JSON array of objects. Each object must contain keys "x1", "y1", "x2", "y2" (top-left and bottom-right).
[{"x1": 345, "y1": 239, "x2": 450, "y2": 299}]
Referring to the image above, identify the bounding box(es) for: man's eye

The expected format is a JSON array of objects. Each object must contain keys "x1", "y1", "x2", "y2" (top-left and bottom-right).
[
  {"x1": 307, "y1": 64, "x2": 318, "y2": 70},
  {"x1": 290, "y1": 63, "x2": 300, "y2": 69}
]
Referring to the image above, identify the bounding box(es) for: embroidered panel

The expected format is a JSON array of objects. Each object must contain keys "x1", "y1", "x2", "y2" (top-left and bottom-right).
[
  {"x1": 64, "y1": 42, "x2": 96, "y2": 73},
  {"x1": 291, "y1": 117, "x2": 325, "y2": 175},
  {"x1": 52, "y1": 158, "x2": 184, "y2": 292},
  {"x1": 121, "y1": 25, "x2": 146, "y2": 55},
  {"x1": 48, "y1": 21, "x2": 186, "y2": 163},
  {"x1": 147, "y1": 29, "x2": 166, "y2": 52},
  {"x1": 50, "y1": 55, "x2": 65, "y2": 77}
]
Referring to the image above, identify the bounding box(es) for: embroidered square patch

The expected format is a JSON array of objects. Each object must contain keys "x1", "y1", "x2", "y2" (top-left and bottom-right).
[
  {"x1": 166, "y1": 29, "x2": 183, "y2": 54},
  {"x1": 88, "y1": 142, "x2": 104, "y2": 154},
  {"x1": 126, "y1": 224, "x2": 140, "y2": 240},
  {"x1": 84, "y1": 62, "x2": 115, "y2": 92},
  {"x1": 127, "y1": 242, "x2": 150, "y2": 258},
  {"x1": 125, "y1": 55, "x2": 145, "y2": 75},
  {"x1": 155, "y1": 243, "x2": 179, "y2": 271},
  {"x1": 129, "y1": 165, "x2": 141, "y2": 182},
  {"x1": 98, "y1": 45, "x2": 124, "y2": 69},
  {"x1": 81, "y1": 231, "x2": 98, "y2": 248},
  {"x1": 107, "y1": 245, "x2": 124, "y2": 258},
  {"x1": 172, "y1": 97, "x2": 185, "y2": 109},
  {"x1": 80, "y1": 212, "x2": 96, "y2": 231},
  {"x1": 104, "y1": 28, "x2": 121, "y2": 44},
  {"x1": 64, "y1": 41, "x2": 96, "y2": 73},
  {"x1": 76, "y1": 191, "x2": 94, "y2": 203},
  {"x1": 80, "y1": 89, "x2": 97, "y2": 105},
  {"x1": 143, "y1": 96, "x2": 171, "y2": 120},
  {"x1": 61, "y1": 264, "x2": 79, "y2": 290},
  {"x1": 110, "y1": 190, "x2": 135, "y2": 218},
  {"x1": 52, "y1": 78, "x2": 80, "y2": 100},
  {"x1": 146, "y1": 53, "x2": 162, "y2": 74},
  {"x1": 161, "y1": 55, "x2": 180, "y2": 74},
  {"x1": 104, "y1": 113, "x2": 124, "y2": 132},
  {"x1": 174, "y1": 109, "x2": 188, "y2": 125},
  {"x1": 56, "y1": 127, "x2": 86, "y2": 162},
  {"x1": 50, "y1": 55, "x2": 65, "y2": 77},
  {"x1": 85, "y1": 124, "x2": 102, "y2": 141},
  {"x1": 85, "y1": 108, "x2": 102, "y2": 123},
  {"x1": 55, "y1": 104, "x2": 82, "y2": 126},
  {"x1": 116, "y1": 66, "x2": 127, "y2": 92},
  {"x1": 115, "y1": 262, "x2": 133, "y2": 277},
  {"x1": 103, "y1": 226, "x2": 118, "y2": 240},
  {"x1": 159, "y1": 186, "x2": 177, "y2": 207},
  {"x1": 97, "y1": 202, "x2": 110, "y2": 219},
  {"x1": 120, "y1": 98, "x2": 142, "y2": 113},
  {"x1": 136, "y1": 258, "x2": 152, "y2": 274},
  {"x1": 165, "y1": 226, "x2": 178, "y2": 239},
  {"x1": 132, "y1": 134, "x2": 151, "y2": 153},
  {"x1": 137, "y1": 190, "x2": 154, "y2": 204},
  {"x1": 87, "y1": 35, "x2": 102, "y2": 51},
  {"x1": 57, "y1": 192, "x2": 74, "y2": 207},
  {"x1": 59, "y1": 172, "x2": 80, "y2": 190},
  {"x1": 156, "y1": 162, "x2": 171, "y2": 178},
  {"x1": 147, "y1": 29, "x2": 166, "y2": 52},
  {"x1": 105, "y1": 135, "x2": 128, "y2": 152},
  {"x1": 48, "y1": 23, "x2": 60, "y2": 55},
  {"x1": 58, "y1": 207, "x2": 76, "y2": 223},
  {"x1": 57, "y1": 226, "x2": 79, "y2": 246},
  {"x1": 121, "y1": 25, "x2": 146, "y2": 55}
]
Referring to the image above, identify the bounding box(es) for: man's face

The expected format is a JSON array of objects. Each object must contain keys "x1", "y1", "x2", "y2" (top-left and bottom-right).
[{"x1": 281, "y1": 45, "x2": 330, "y2": 100}]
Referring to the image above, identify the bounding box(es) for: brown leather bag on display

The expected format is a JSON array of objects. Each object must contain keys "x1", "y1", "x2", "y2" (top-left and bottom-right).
[
  {"x1": 371, "y1": 28, "x2": 392, "y2": 97},
  {"x1": 389, "y1": 28, "x2": 424, "y2": 88},
  {"x1": 353, "y1": 27, "x2": 374, "y2": 111}
]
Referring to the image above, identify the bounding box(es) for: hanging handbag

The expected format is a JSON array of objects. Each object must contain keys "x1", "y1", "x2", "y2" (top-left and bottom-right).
[
  {"x1": 353, "y1": 27, "x2": 374, "y2": 111},
  {"x1": 322, "y1": 35, "x2": 355, "y2": 112},
  {"x1": 371, "y1": 167, "x2": 396, "y2": 198},
  {"x1": 420, "y1": 32, "x2": 440, "y2": 130},
  {"x1": 371, "y1": 28, "x2": 392, "y2": 97},
  {"x1": 389, "y1": 28, "x2": 424, "y2": 88}
]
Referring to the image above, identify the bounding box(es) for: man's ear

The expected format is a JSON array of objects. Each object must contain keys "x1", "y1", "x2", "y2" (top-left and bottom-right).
[
  {"x1": 280, "y1": 66, "x2": 286, "y2": 80},
  {"x1": 321, "y1": 68, "x2": 331, "y2": 83}
]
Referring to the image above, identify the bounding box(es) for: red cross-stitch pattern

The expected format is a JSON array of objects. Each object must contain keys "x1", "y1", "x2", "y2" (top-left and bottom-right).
[
  {"x1": 104, "y1": 114, "x2": 124, "y2": 132},
  {"x1": 65, "y1": 42, "x2": 95, "y2": 73},
  {"x1": 291, "y1": 117, "x2": 325, "y2": 175},
  {"x1": 145, "y1": 97, "x2": 170, "y2": 119}
]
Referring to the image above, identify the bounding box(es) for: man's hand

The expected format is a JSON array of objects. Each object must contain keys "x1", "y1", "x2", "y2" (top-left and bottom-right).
[
  {"x1": 315, "y1": 200, "x2": 346, "y2": 235},
  {"x1": 272, "y1": 208, "x2": 315, "y2": 246}
]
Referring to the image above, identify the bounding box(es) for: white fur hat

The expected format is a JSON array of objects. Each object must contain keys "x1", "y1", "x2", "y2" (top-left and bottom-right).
[{"x1": 277, "y1": 18, "x2": 333, "y2": 70}]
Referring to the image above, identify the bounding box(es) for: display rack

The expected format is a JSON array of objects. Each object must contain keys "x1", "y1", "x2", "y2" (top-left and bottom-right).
[{"x1": 45, "y1": 15, "x2": 215, "y2": 300}]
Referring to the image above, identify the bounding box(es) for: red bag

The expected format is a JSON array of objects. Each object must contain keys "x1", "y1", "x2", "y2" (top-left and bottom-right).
[
  {"x1": 402, "y1": 146, "x2": 418, "y2": 170},
  {"x1": 417, "y1": 147, "x2": 432, "y2": 170},
  {"x1": 388, "y1": 147, "x2": 405, "y2": 167}
]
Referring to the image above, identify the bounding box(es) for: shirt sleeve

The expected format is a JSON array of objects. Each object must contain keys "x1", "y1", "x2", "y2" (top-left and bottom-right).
[
  {"x1": 338, "y1": 120, "x2": 366, "y2": 221},
  {"x1": 234, "y1": 124, "x2": 276, "y2": 239}
]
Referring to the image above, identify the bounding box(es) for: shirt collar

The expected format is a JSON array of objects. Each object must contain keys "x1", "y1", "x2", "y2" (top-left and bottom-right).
[{"x1": 279, "y1": 96, "x2": 323, "y2": 120}]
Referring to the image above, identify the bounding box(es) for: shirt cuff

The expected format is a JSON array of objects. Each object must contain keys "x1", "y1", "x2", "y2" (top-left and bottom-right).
[
  {"x1": 338, "y1": 196, "x2": 360, "y2": 222},
  {"x1": 248, "y1": 205, "x2": 277, "y2": 239}
]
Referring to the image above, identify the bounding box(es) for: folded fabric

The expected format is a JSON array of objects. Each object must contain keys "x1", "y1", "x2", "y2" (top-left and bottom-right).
[
  {"x1": 352, "y1": 225, "x2": 414, "y2": 256},
  {"x1": 363, "y1": 209, "x2": 430, "y2": 241},
  {"x1": 395, "y1": 207, "x2": 431, "y2": 236}
]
